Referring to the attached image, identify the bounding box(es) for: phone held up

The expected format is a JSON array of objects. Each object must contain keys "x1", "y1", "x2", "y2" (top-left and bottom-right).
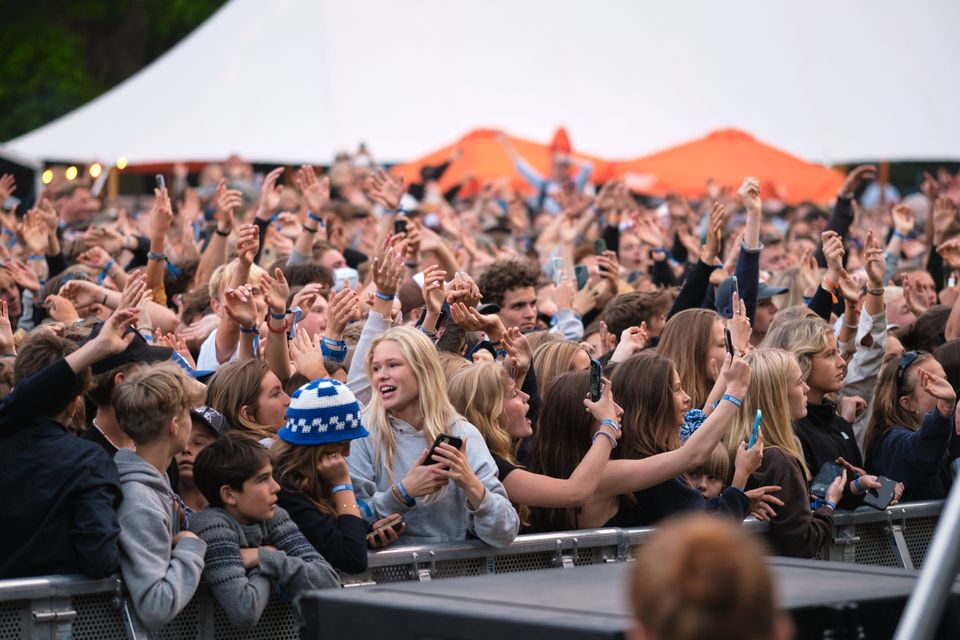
[{"x1": 590, "y1": 359, "x2": 603, "y2": 402}]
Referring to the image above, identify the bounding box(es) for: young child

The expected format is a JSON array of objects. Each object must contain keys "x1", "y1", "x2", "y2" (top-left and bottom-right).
[
  {"x1": 113, "y1": 361, "x2": 208, "y2": 633},
  {"x1": 189, "y1": 433, "x2": 341, "y2": 628},
  {"x1": 683, "y1": 443, "x2": 731, "y2": 500}
]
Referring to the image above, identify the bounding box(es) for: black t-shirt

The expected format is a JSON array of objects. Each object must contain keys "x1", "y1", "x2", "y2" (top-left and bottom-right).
[
  {"x1": 493, "y1": 454, "x2": 518, "y2": 482},
  {"x1": 81, "y1": 426, "x2": 180, "y2": 492}
]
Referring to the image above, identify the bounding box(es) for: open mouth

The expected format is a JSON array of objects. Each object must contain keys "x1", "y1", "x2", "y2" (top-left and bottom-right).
[{"x1": 379, "y1": 385, "x2": 397, "y2": 399}]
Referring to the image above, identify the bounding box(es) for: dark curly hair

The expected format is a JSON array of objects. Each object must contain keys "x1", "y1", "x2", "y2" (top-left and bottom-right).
[{"x1": 476, "y1": 259, "x2": 543, "y2": 306}]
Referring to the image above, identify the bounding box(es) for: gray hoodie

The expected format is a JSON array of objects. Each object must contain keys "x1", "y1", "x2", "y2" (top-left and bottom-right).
[{"x1": 115, "y1": 449, "x2": 206, "y2": 633}]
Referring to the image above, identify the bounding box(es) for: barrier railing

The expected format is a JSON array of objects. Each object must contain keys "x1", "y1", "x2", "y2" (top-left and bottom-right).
[{"x1": 0, "y1": 500, "x2": 944, "y2": 639}]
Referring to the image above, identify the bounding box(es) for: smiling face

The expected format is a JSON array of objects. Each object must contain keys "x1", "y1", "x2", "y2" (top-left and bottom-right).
[
  {"x1": 371, "y1": 340, "x2": 420, "y2": 416},
  {"x1": 228, "y1": 463, "x2": 281, "y2": 524},
  {"x1": 250, "y1": 371, "x2": 290, "y2": 429}
]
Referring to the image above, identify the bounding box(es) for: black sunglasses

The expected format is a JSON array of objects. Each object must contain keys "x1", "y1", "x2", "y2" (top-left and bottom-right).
[{"x1": 895, "y1": 351, "x2": 922, "y2": 394}]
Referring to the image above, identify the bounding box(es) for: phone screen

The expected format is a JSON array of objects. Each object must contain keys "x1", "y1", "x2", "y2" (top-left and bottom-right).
[{"x1": 724, "y1": 328, "x2": 734, "y2": 357}]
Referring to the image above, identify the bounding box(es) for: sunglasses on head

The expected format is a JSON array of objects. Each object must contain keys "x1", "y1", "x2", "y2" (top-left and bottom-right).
[{"x1": 895, "y1": 351, "x2": 922, "y2": 394}]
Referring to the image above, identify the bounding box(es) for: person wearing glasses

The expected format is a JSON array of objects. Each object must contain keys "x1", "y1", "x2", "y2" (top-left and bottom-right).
[{"x1": 864, "y1": 350, "x2": 960, "y2": 502}]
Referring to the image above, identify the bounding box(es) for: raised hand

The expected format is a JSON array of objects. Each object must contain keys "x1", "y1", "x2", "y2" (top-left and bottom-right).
[
  {"x1": 701, "y1": 202, "x2": 726, "y2": 264},
  {"x1": 583, "y1": 375, "x2": 622, "y2": 429},
  {"x1": 77, "y1": 246, "x2": 114, "y2": 270},
  {"x1": 257, "y1": 167, "x2": 285, "y2": 218},
  {"x1": 0, "y1": 174, "x2": 15, "y2": 205},
  {"x1": 44, "y1": 294, "x2": 80, "y2": 323},
  {"x1": 149, "y1": 187, "x2": 174, "y2": 239},
  {"x1": 118, "y1": 270, "x2": 148, "y2": 311},
  {"x1": 738, "y1": 177, "x2": 761, "y2": 215},
  {"x1": 371, "y1": 249, "x2": 405, "y2": 297},
  {"x1": 0, "y1": 299, "x2": 14, "y2": 355},
  {"x1": 91, "y1": 307, "x2": 142, "y2": 356},
  {"x1": 421, "y1": 265, "x2": 447, "y2": 316},
  {"x1": 734, "y1": 435, "x2": 764, "y2": 482},
  {"x1": 60, "y1": 279, "x2": 104, "y2": 309},
  {"x1": 901, "y1": 273, "x2": 930, "y2": 317},
  {"x1": 449, "y1": 301, "x2": 504, "y2": 342},
  {"x1": 918, "y1": 367, "x2": 956, "y2": 413},
  {"x1": 444, "y1": 271, "x2": 482, "y2": 308},
  {"x1": 223, "y1": 284, "x2": 259, "y2": 329},
  {"x1": 325, "y1": 287, "x2": 360, "y2": 339},
  {"x1": 366, "y1": 169, "x2": 405, "y2": 211},
  {"x1": 215, "y1": 179, "x2": 244, "y2": 233},
  {"x1": 295, "y1": 165, "x2": 330, "y2": 215},
  {"x1": 839, "y1": 165, "x2": 877, "y2": 198},
  {"x1": 863, "y1": 231, "x2": 885, "y2": 288},
  {"x1": 234, "y1": 223, "x2": 260, "y2": 265},
  {"x1": 290, "y1": 328, "x2": 328, "y2": 380},
  {"x1": 932, "y1": 196, "x2": 958, "y2": 244},
  {"x1": 501, "y1": 326, "x2": 533, "y2": 376},
  {"x1": 610, "y1": 323, "x2": 648, "y2": 363},
  {"x1": 723, "y1": 352, "x2": 751, "y2": 398},
  {"x1": 155, "y1": 329, "x2": 197, "y2": 369},
  {"x1": 937, "y1": 237, "x2": 960, "y2": 270},
  {"x1": 3, "y1": 259, "x2": 40, "y2": 293},
  {"x1": 260, "y1": 268, "x2": 290, "y2": 315},
  {"x1": 821, "y1": 231, "x2": 844, "y2": 279},
  {"x1": 891, "y1": 203, "x2": 916, "y2": 236},
  {"x1": 727, "y1": 292, "x2": 752, "y2": 354}
]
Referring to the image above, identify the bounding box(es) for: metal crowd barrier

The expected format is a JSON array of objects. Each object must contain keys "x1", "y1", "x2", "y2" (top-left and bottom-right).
[{"x1": 0, "y1": 500, "x2": 944, "y2": 639}]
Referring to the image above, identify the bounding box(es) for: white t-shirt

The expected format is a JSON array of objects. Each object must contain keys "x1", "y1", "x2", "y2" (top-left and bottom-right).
[{"x1": 195, "y1": 328, "x2": 239, "y2": 372}]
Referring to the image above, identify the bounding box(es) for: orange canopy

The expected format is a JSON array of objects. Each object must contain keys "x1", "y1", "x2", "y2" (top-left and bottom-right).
[
  {"x1": 391, "y1": 128, "x2": 611, "y2": 199},
  {"x1": 609, "y1": 128, "x2": 845, "y2": 204}
]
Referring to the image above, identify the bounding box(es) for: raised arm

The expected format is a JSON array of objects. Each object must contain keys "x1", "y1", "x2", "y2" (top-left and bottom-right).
[
  {"x1": 195, "y1": 180, "x2": 241, "y2": 287},
  {"x1": 261, "y1": 268, "x2": 292, "y2": 383}
]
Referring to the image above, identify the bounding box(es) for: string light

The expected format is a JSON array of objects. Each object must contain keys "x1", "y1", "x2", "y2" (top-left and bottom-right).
[
  {"x1": 89, "y1": 163, "x2": 102, "y2": 178},
  {"x1": 41, "y1": 169, "x2": 53, "y2": 185},
  {"x1": 116, "y1": 157, "x2": 128, "y2": 170},
  {"x1": 65, "y1": 166, "x2": 78, "y2": 181}
]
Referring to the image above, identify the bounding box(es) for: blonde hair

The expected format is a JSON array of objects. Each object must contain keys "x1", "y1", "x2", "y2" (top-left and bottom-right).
[
  {"x1": 448, "y1": 362, "x2": 513, "y2": 463},
  {"x1": 691, "y1": 442, "x2": 731, "y2": 483},
  {"x1": 208, "y1": 259, "x2": 267, "y2": 301},
  {"x1": 364, "y1": 326, "x2": 458, "y2": 483},
  {"x1": 631, "y1": 514, "x2": 777, "y2": 640},
  {"x1": 532, "y1": 340, "x2": 588, "y2": 400},
  {"x1": 113, "y1": 362, "x2": 206, "y2": 445},
  {"x1": 761, "y1": 317, "x2": 831, "y2": 380},
  {"x1": 206, "y1": 360, "x2": 275, "y2": 442},
  {"x1": 729, "y1": 349, "x2": 810, "y2": 480},
  {"x1": 658, "y1": 308, "x2": 723, "y2": 409},
  {"x1": 438, "y1": 351, "x2": 471, "y2": 379}
]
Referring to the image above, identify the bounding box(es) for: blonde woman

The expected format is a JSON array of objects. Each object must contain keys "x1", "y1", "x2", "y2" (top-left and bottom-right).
[
  {"x1": 346, "y1": 251, "x2": 519, "y2": 546},
  {"x1": 448, "y1": 362, "x2": 621, "y2": 515},
  {"x1": 730, "y1": 349, "x2": 843, "y2": 558},
  {"x1": 532, "y1": 340, "x2": 591, "y2": 400}
]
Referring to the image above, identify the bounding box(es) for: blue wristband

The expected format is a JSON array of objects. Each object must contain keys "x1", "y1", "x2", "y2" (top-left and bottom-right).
[
  {"x1": 331, "y1": 483, "x2": 353, "y2": 494},
  {"x1": 893, "y1": 230, "x2": 906, "y2": 240},
  {"x1": 239, "y1": 325, "x2": 258, "y2": 334},
  {"x1": 320, "y1": 340, "x2": 348, "y2": 363},
  {"x1": 824, "y1": 500, "x2": 837, "y2": 510},
  {"x1": 374, "y1": 291, "x2": 395, "y2": 301},
  {"x1": 97, "y1": 258, "x2": 115, "y2": 285},
  {"x1": 270, "y1": 311, "x2": 288, "y2": 321},
  {"x1": 307, "y1": 211, "x2": 325, "y2": 225},
  {"x1": 322, "y1": 337, "x2": 346, "y2": 348},
  {"x1": 593, "y1": 431, "x2": 617, "y2": 449},
  {"x1": 600, "y1": 418, "x2": 620, "y2": 432},
  {"x1": 395, "y1": 481, "x2": 415, "y2": 507},
  {"x1": 721, "y1": 394, "x2": 743, "y2": 408},
  {"x1": 853, "y1": 476, "x2": 863, "y2": 493}
]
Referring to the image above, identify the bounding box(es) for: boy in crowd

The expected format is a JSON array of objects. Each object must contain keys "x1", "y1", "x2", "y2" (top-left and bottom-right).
[
  {"x1": 176, "y1": 406, "x2": 228, "y2": 514},
  {"x1": 113, "y1": 361, "x2": 207, "y2": 633},
  {"x1": 0, "y1": 308, "x2": 138, "y2": 578},
  {"x1": 189, "y1": 434, "x2": 340, "y2": 628}
]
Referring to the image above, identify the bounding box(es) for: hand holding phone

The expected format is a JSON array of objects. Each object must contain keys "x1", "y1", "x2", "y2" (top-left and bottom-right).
[
  {"x1": 724, "y1": 328, "x2": 734, "y2": 358},
  {"x1": 748, "y1": 409, "x2": 762, "y2": 448},
  {"x1": 422, "y1": 434, "x2": 464, "y2": 466},
  {"x1": 367, "y1": 514, "x2": 405, "y2": 547},
  {"x1": 810, "y1": 462, "x2": 844, "y2": 499},
  {"x1": 590, "y1": 359, "x2": 603, "y2": 402},
  {"x1": 155, "y1": 174, "x2": 167, "y2": 193}
]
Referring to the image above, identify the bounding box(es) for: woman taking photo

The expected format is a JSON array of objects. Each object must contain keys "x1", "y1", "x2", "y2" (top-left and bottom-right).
[
  {"x1": 447, "y1": 362, "x2": 622, "y2": 519},
  {"x1": 864, "y1": 351, "x2": 960, "y2": 501},
  {"x1": 346, "y1": 251, "x2": 519, "y2": 546}
]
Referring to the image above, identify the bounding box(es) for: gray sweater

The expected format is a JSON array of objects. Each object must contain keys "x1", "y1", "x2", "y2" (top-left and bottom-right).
[
  {"x1": 188, "y1": 506, "x2": 340, "y2": 628},
  {"x1": 115, "y1": 449, "x2": 207, "y2": 633},
  {"x1": 346, "y1": 310, "x2": 520, "y2": 547}
]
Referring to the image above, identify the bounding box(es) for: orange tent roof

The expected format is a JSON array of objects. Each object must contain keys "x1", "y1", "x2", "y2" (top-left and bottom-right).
[
  {"x1": 391, "y1": 128, "x2": 611, "y2": 199},
  {"x1": 609, "y1": 128, "x2": 845, "y2": 204}
]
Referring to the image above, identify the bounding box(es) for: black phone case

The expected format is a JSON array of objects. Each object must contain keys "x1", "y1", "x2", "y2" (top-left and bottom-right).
[
  {"x1": 863, "y1": 477, "x2": 897, "y2": 510},
  {"x1": 423, "y1": 435, "x2": 463, "y2": 465},
  {"x1": 590, "y1": 360, "x2": 602, "y2": 401},
  {"x1": 810, "y1": 462, "x2": 843, "y2": 498}
]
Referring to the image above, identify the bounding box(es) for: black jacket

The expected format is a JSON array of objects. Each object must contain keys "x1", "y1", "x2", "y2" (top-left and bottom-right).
[
  {"x1": 0, "y1": 359, "x2": 122, "y2": 578},
  {"x1": 277, "y1": 486, "x2": 369, "y2": 574},
  {"x1": 612, "y1": 476, "x2": 751, "y2": 528},
  {"x1": 795, "y1": 401, "x2": 864, "y2": 508}
]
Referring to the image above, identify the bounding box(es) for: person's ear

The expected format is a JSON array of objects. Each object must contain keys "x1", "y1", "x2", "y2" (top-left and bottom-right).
[
  {"x1": 219, "y1": 484, "x2": 238, "y2": 506},
  {"x1": 113, "y1": 370, "x2": 127, "y2": 388},
  {"x1": 898, "y1": 395, "x2": 914, "y2": 413},
  {"x1": 239, "y1": 404, "x2": 255, "y2": 424},
  {"x1": 210, "y1": 297, "x2": 222, "y2": 315}
]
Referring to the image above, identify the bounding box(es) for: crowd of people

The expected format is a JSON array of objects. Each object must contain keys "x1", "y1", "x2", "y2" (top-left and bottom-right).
[{"x1": 1, "y1": 145, "x2": 959, "y2": 633}]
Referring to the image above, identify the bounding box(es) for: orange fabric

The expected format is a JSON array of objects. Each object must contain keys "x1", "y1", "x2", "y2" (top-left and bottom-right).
[
  {"x1": 391, "y1": 129, "x2": 611, "y2": 199},
  {"x1": 609, "y1": 128, "x2": 845, "y2": 205},
  {"x1": 549, "y1": 127, "x2": 572, "y2": 154}
]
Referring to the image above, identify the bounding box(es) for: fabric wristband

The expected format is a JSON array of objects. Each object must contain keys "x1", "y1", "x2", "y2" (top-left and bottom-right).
[
  {"x1": 599, "y1": 418, "x2": 620, "y2": 433},
  {"x1": 593, "y1": 431, "x2": 617, "y2": 448},
  {"x1": 239, "y1": 325, "x2": 258, "y2": 334},
  {"x1": 893, "y1": 230, "x2": 906, "y2": 240},
  {"x1": 307, "y1": 211, "x2": 325, "y2": 225},
  {"x1": 303, "y1": 225, "x2": 319, "y2": 234},
  {"x1": 270, "y1": 311, "x2": 288, "y2": 320},
  {"x1": 320, "y1": 340, "x2": 348, "y2": 363},
  {"x1": 331, "y1": 483, "x2": 353, "y2": 494},
  {"x1": 853, "y1": 476, "x2": 863, "y2": 493},
  {"x1": 97, "y1": 258, "x2": 115, "y2": 284},
  {"x1": 394, "y1": 481, "x2": 415, "y2": 507},
  {"x1": 824, "y1": 500, "x2": 837, "y2": 510},
  {"x1": 322, "y1": 337, "x2": 346, "y2": 348},
  {"x1": 374, "y1": 291, "x2": 395, "y2": 301},
  {"x1": 214, "y1": 227, "x2": 230, "y2": 237}
]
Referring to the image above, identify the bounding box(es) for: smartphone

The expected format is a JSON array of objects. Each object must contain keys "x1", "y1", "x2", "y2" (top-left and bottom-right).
[
  {"x1": 594, "y1": 238, "x2": 607, "y2": 256},
  {"x1": 862, "y1": 476, "x2": 897, "y2": 510},
  {"x1": 748, "y1": 409, "x2": 762, "y2": 448},
  {"x1": 551, "y1": 256, "x2": 564, "y2": 286},
  {"x1": 810, "y1": 462, "x2": 844, "y2": 499},
  {"x1": 394, "y1": 218, "x2": 408, "y2": 235},
  {"x1": 590, "y1": 359, "x2": 603, "y2": 402},
  {"x1": 423, "y1": 434, "x2": 464, "y2": 466},
  {"x1": 731, "y1": 275, "x2": 739, "y2": 298},
  {"x1": 155, "y1": 173, "x2": 166, "y2": 193},
  {"x1": 333, "y1": 267, "x2": 359, "y2": 291},
  {"x1": 724, "y1": 328, "x2": 734, "y2": 357},
  {"x1": 574, "y1": 264, "x2": 589, "y2": 290},
  {"x1": 366, "y1": 516, "x2": 405, "y2": 541}
]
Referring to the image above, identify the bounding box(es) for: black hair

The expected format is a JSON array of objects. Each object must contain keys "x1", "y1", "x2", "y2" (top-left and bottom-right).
[{"x1": 193, "y1": 432, "x2": 271, "y2": 508}]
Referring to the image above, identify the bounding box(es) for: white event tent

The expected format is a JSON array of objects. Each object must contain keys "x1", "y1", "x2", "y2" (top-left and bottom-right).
[{"x1": 4, "y1": 0, "x2": 960, "y2": 166}]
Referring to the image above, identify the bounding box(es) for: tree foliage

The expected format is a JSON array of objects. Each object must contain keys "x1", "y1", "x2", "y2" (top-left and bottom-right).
[{"x1": 0, "y1": 0, "x2": 225, "y2": 142}]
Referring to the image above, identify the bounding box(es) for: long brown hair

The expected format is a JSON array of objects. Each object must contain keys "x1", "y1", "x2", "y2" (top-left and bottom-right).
[
  {"x1": 658, "y1": 308, "x2": 722, "y2": 409},
  {"x1": 526, "y1": 371, "x2": 595, "y2": 532},
  {"x1": 206, "y1": 360, "x2": 275, "y2": 442},
  {"x1": 271, "y1": 439, "x2": 337, "y2": 516},
  {"x1": 613, "y1": 352, "x2": 680, "y2": 460},
  {"x1": 864, "y1": 352, "x2": 931, "y2": 466}
]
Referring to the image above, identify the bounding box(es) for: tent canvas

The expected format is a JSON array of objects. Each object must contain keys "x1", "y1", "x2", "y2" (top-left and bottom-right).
[{"x1": 4, "y1": 0, "x2": 960, "y2": 165}]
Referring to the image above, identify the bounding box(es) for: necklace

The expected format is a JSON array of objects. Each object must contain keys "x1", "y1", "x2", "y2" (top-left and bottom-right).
[{"x1": 92, "y1": 418, "x2": 135, "y2": 452}]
